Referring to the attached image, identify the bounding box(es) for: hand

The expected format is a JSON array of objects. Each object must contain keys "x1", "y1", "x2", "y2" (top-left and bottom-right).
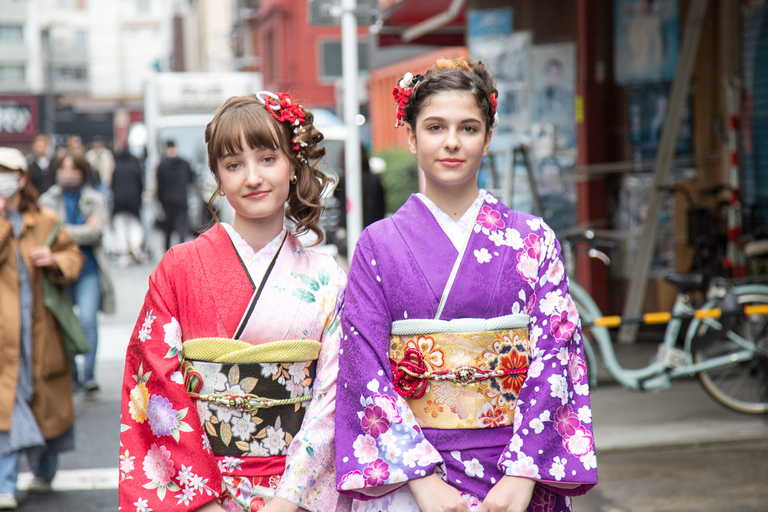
[
  {"x1": 85, "y1": 216, "x2": 100, "y2": 227},
  {"x1": 477, "y1": 476, "x2": 535, "y2": 512},
  {"x1": 28, "y1": 246, "x2": 57, "y2": 269},
  {"x1": 408, "y1": 474, "x2": 470, "y2": 512},
  {"x1": 260, "y1": 496, "x2": 301, "y2": 512}
]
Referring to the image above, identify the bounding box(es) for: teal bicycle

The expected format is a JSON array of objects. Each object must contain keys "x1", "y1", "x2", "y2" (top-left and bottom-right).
[{"x1": 564, "y1": 231, "x2": 768, "y2": 415}]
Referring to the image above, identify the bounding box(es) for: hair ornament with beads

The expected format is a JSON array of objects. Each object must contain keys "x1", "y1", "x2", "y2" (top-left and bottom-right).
[
  {"x1": 255, "y1": 90, "x2": 309, "y2": 163},
  {"x1": 393, "y1": 72, "x2": 424, "y2": 128}
]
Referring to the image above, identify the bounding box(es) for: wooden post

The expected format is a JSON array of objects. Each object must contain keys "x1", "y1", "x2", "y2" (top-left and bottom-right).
[{"x1": 575, "y1": 0, "x2": 608, "y2": 312}]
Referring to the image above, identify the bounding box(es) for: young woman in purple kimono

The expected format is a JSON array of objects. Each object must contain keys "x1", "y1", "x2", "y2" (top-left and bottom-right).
[{"x1": 335, "y1": 58, "x2": 597, "y2": 512}]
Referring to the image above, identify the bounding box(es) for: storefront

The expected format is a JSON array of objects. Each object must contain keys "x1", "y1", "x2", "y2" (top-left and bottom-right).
[{"x1": 371, "y1": 0, "x2": 745, "y2": 321}]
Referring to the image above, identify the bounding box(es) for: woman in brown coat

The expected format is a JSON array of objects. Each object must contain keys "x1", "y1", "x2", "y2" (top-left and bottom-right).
[{"x1": 0, "y1": 147, "x2": 84, "y2": 510}]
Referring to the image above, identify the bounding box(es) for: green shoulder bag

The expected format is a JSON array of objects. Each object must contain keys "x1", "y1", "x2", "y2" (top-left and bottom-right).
[{"x1": 41, "y1": 221, "x2": 90, "y2": 359}]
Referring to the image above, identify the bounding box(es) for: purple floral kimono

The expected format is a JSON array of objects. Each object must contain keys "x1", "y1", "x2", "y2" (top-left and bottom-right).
[{"x1": 335, "y1": 192, "x2": 597, "y2": 511}]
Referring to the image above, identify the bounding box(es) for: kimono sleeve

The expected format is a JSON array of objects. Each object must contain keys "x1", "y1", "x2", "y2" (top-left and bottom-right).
[
  {"x1": 497, "y1": 219, "x2": 597, "y2": 496},
  {"x1": 335, "y1": 232, "x2": 444, "y2": 501},
  {"x1": 275, "y1": 265, "x2": 353, "y2": 512},
  {"x1": 119, "y1": 249, "x2": 222, "y2": 511}
]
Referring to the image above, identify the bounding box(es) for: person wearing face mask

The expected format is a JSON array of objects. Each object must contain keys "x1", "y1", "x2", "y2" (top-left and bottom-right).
[
  {"x1": 39, "y1": 151, "x2": 115, "y2": 395},
  {"x1": 0, "y1": 147, "x2": 84, "y2": 509}
]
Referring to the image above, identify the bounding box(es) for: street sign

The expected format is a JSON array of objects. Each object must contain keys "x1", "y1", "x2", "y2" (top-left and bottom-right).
[{"x1": 308, "y1": 0, "x2": 379, "y2": 26}]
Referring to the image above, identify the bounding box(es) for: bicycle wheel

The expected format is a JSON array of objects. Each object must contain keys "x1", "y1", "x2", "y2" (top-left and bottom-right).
[{"x1": 691, "y1": 291, "x2": 768, "y2": 414}]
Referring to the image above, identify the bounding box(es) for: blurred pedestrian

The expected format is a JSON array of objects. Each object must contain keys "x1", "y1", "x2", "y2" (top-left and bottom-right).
[
  {"x1": 111, "y1": 145, "x2": 145, "y2": 266},
  {"x1": 156, "y1": 140, "x2": 193, "y2": 251},
  {"x1": 65, "y1": 136, "x2": 85, "y2": 158},
  {"x1": 27, "y1": 134, "x2": 56, "y2": 195},
  {"x1": 85, "y1": 136, "x2": 115, "y2": 200},
  {"x1": 0, "y1": 147, "x2": 84, "y2": 509},
  {"x1": 40, "y1": 151, "x2": 115, "y2": 394}
]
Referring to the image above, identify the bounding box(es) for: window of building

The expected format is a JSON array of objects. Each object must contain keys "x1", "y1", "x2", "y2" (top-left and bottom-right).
[
  {"x1": 0, "y1": 65, "x2": 25, "y2": 82},
  {"x1": 0, "y1": 25, "x2": 24, "y2": 43},
  {"x1": 319, "y1": 40, "x2": 369, "y2": 80},
  {"x1": 74, "y1": 30, "x2": 87, "y2": 47}
]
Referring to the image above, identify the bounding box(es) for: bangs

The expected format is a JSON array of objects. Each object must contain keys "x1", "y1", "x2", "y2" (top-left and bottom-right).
[{"x1": 209, "y1": 104, "x2": 284, "y2": 160}]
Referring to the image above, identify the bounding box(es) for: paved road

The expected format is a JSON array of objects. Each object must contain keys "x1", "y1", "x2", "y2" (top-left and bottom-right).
[{"x1": 12, "y1": 231, "x2": 768, "y2": 511}]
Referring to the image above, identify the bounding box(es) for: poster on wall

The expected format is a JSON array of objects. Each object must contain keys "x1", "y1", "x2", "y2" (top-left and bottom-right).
[
  {"x1": 626, "y1": 82, "x2": 694, "y2": 179},
  {"x1": 467, "y1": 9, "x2": 530, "y2": 144},
  {"x1": 614, "y1": 0, "x2": 680, "y2": 84},
  {"x1": 530, "y1": 42, "x2": 577, "y2": 151}
]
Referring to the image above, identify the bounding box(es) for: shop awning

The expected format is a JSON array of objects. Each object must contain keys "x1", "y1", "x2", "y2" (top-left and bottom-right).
[{"x1": 377, "y1": 0, "x2": 466, "y2": 46}]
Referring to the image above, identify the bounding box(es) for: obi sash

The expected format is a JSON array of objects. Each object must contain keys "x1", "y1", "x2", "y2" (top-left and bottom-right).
[
  {"x1": 389, "y1": 314, "x2": 530, "y2": 429},
  {"x1": 183, "y1": 337, "x2": 320, "y2": 460}
]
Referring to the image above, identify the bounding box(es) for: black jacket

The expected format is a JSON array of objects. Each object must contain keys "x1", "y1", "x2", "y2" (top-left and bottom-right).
[
  {"x1": 28, "y1": 158, "x2": 56, "y2": 194},
  {"x1": 111, "y1": 149, "x2": 144, "y2": 217},
  {"x1": 156, "y1": 156, "x2": 193, "y2": 210}
]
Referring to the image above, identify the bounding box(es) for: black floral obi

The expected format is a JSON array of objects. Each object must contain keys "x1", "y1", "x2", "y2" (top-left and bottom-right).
[{"x1": 182, "y1": 338, "x2": 320, "y2": 458}]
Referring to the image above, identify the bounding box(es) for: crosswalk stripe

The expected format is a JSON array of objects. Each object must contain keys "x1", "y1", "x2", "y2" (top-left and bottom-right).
[{"x1": 18, "y1": 468, "x2": 119, "y2": 492}]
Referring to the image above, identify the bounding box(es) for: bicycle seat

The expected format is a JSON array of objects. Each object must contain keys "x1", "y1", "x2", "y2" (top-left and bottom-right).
[
  {"x1": 664, "y1": 273, "x2": 705, "y2": 292},
  {"x1": 744, "y1": 239, "x2": 768, "y2": 258}
]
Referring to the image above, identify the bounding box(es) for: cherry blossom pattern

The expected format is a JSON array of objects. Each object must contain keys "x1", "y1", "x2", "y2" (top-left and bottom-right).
[
  {"x1": 474, "y1": 248, "x2": 492, "y2": 264},
  {"x1": 360, "y1": 403, "x2": 391, "y2": 439},
  {"x1": 363, "y1": 459, "x2": 390, "y2": 486},
  {"x1": 476, "y1": 205, "x2": 505, "y2": 233},
  {"x1": 461, "y1": 492, "x2": 481, "y2": 511},
  {"x1": 550, "y1": 296, "x2": 579, "y2": 343},
  {"x1": 476, "y1": 402, "x2": 509, "y2": 428},
  {"x1": 554, "y1": 404, "x2": 594, "y2": 457},
  {"x1": 338, "y1": 470, "x2": 365, "y2": 490},
  {"x1": 516, "y1": 233, "x2": 543, "y2": 285},
  {"x1": 138, "y1": 309, "x2": 157, "y2": 342},
  {"x1": 404, "y1": 336, "x2": 445, "y2": 369}
]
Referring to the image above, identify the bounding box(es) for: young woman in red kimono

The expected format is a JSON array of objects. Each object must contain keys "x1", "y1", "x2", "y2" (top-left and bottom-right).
[{"x1": 119, "y1": 93, "x2": 351, "y2": 512}]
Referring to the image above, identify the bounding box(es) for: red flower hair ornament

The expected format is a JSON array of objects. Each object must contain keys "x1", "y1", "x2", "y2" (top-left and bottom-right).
[
  {"x1": 393, "y1": 72, "x2": 424, "y2": 129},
  {"x1": 256, "y1": 90, "x2": 309, "y2": 164}
]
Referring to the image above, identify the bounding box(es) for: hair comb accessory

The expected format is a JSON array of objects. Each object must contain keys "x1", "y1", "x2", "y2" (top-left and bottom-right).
[
  {"x1": 255, "y1": 90, "x2": 308, "y2": 163},
  {"x1": 393, "y1": 72, "x2": 424, "y2": 128}
]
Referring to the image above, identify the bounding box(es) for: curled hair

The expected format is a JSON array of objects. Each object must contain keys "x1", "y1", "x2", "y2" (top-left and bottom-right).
[
  {"x1": 204, "y1": 94, "x2": 332, "y2": 243},
  {"x1": 402, "y1": 57, "x2": 498, "y2": 133}
]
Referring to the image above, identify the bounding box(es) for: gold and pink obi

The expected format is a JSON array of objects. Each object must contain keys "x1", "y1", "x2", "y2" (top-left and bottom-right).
[{"x1": 389, "y1": 314, "x2": 530, "y2": 429}]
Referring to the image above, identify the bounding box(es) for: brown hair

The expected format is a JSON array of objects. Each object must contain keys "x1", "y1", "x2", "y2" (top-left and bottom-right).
[
  {"x1": 17, "y1": 175, "x2": 40, "y2": 213},
  {"x1": 54, "y1": 150, "x2": 91, "y2": 182},
  {"x1": 204, "y1": 95, "x2": 331, "y2": 243},
  {"x1": 402, "y1": 57, "x2": 498, "y2": 134}
]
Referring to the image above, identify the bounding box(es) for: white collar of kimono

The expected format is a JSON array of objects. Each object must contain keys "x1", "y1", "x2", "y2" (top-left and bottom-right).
[
  {"x1": 221, "y1": 223, "x2": 287, "y2": 285},
  {"x1": 417, "y1": 189, "x2": 486, "y2": 252}
]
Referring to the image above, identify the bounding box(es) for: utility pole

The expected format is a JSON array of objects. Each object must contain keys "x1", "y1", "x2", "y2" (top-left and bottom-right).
[{"x1": 341, "y1": 0, "x2": 362, "y2": 260}]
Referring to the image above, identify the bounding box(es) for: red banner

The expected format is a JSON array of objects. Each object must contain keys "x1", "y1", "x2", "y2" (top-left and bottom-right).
[{"x1": 0, "y1": 95, "x2": 40, "y2": 144}]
